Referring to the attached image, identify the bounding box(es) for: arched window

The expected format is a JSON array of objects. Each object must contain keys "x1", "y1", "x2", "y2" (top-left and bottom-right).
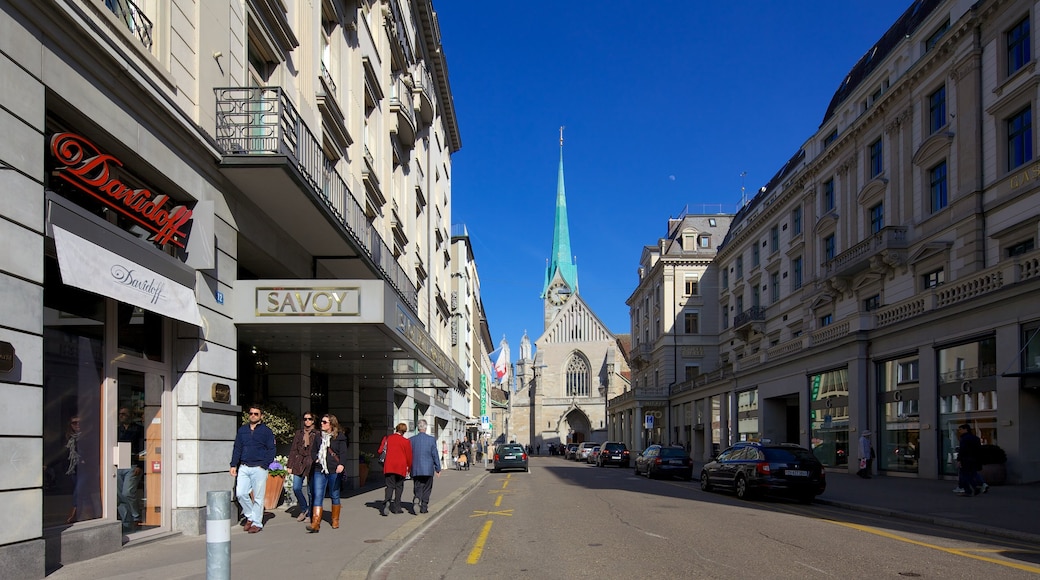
[{"x1": 566, "y1": 354, "x2": 590, "y2": 397}]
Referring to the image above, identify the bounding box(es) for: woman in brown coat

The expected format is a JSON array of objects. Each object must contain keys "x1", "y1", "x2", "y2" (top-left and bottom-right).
[{"x1": 286, "y1": 413, "x2": 317, "y2": 521}]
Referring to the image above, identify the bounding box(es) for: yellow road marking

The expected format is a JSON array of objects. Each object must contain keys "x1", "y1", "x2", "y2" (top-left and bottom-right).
[
  {"x1": 470, "y1": 509, "x2": 513, "y2": 517},
  {"x1": 502, "y1": 479, "x2": 510, "y2": 489},
  {"x1": 826, "y1": 519, "x2": 1040, "y2": 573},
  {"x1": 467, "y1": 520, "x2": 493, "y2": 564},
  {"x1": 495, "y1": 495, "x2": 503, "y2": 507}
]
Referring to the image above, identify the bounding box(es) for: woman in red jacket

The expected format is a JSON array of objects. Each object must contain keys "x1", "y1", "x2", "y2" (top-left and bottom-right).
[{"x1": 378, "y1": 422, "x2": 413, "y2": 516}]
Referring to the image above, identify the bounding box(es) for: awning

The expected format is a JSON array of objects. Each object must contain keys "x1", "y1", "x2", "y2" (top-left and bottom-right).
[{"x1": 53, "y1": 225, "x2": 202, "y2": 326}]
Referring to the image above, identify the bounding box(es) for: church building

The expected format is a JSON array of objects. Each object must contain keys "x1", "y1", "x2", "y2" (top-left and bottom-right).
[{"x1": 512, "y1": 133, "x2": 630, "y2": 449}]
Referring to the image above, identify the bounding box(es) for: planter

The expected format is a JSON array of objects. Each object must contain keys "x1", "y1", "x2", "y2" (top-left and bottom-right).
[
  {"x1": 981, "y1": 463, "x2": 1007, "y2": 486},
  {"x1": 264, "y1": 474, "x2": 286, "y2": 509},
  {"x1": 359, "y1": 463, "x2": 369, "y2": 486}
]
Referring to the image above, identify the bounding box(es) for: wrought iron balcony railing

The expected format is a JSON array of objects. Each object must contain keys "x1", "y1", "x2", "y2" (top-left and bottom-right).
[
  {"x1": 105, "y1": 0, "x2": 153, "y2": 51},
  {"x1": 214, "y1": 86, "x2": 417, "y2": 311}
]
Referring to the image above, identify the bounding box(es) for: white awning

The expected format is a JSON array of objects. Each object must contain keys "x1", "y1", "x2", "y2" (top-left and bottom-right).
[{"x1": 53, "y1": 225, "x2": 202, "y2": 326}]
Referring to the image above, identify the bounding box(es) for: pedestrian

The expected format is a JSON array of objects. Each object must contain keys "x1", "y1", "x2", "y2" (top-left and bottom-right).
[
  {"x1": 230, "y1": 406, "x2": 276, "y2": 533},
  {"x1": 116, "y1": 405, "x2": 144, "y2": 532},
  {"x1": 377, "y1": 422, "x2": 413, "y2": 516},
  {"x1": 954, "y1": 424, "x2": 986, "y2": 496},
  {"x1": 409, "y1": 419, "x2": 441, "y2": 514},
  {"x1": 536, "y1": 443, "x2": 541, "y2": 455},
  {"x1": 306, "y1": 414, "x2": 349, "y2": 532},
  {"x1": 286, "y1": 412, "x2": 317, "y2": 522},
  {"x1": 856, "y1": 430, "x2": 874, "y2": 479}
]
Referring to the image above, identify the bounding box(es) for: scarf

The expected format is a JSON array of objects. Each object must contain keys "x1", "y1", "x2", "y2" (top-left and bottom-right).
[
  {"x1": 317, "y1": 431, "x2": 331, "y2": 474},
  {"x1": 65, "y1": 432, "x2": 81, "y2": 475}
]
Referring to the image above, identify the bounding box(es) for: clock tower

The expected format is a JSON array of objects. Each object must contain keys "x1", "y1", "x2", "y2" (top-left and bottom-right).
[{"x1": 542, "y1": 128, "x2": 579, "y2": 329}]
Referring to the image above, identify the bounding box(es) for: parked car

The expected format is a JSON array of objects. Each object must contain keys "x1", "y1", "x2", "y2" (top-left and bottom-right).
[
  {"x1": 564, "y1": 444, "x2": 579, "y2": 460},
  {"x1": 586, "y1": 445, "x2": 601, "y2": 464},
  {"x1": 700, "y1": 441, "x2": 826, "y2": 503},
  {"x1": 577, "y1": 442, "x2": 600, "y2": 461},
  {"x1": 596, "y1": 442, "x2": 631, "y2": 468},
  {"x1": 492, "y1": 443, "x2": 529, "y2": 473},
  {"x1": 634, "y1": 445, "x2": 694, "y2": 480}
]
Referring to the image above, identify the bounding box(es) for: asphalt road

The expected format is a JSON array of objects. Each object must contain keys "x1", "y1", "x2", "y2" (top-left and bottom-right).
[{"x1": 376, "y1": 457, "x2": 1040, "y2": 579}]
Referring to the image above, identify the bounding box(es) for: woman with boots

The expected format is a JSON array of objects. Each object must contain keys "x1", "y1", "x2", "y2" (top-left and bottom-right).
[
  {"x1": 306, "y1": 414, "x2": 349, "y2": 532},
  {"x1": 378, "y1": 422, "x2": 413, "y2": 516},
  {"x1": 286, "y1": 412, "x2": 317, "y2": 521}
]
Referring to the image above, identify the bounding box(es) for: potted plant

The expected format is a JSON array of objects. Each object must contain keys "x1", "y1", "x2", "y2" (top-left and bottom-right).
[
  {"x1": 978, "y1": 444, "x2": 1007, "y2": 485},
  {"x1": 359, "y1": 452, "x2": 376, "y2": 486},
  {"x1": 264, "y1": 455, "x2": 289, "y2": 509}
]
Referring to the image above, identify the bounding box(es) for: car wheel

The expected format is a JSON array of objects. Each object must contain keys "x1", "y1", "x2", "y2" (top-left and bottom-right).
[
  {"x1": 645, "y1": 466, "x2": 653, "y2": 479},
  {"x1": 700, "y1": 471, "x2": 712, "y2": 491},
  {"x1": 735, "y1": 475, "x2": 750, "y2": 500}
]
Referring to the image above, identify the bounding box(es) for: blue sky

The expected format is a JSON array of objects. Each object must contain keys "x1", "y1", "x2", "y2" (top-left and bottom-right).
[{"x1": 436, "y1": 1, "x2": 915, "y2": 352}]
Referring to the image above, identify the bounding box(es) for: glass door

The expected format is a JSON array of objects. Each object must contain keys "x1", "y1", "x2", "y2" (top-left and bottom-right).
[{"x1": 115, "y1": 367, "x2": 166, "y2": 535}]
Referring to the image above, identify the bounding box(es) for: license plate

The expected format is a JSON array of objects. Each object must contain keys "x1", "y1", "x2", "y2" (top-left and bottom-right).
[
  {"x1": 669, "y1": 460, "x2": 682, "y2": 465},
  {"x1": 612, "y1": 455, "x2": 622, "y2": 460},
  {"x1": 505, "y1": 455, "x2": 516, "y2": 459},
  {"x1": 786, "y1": 470, "x2": 809, "y2": 477}
]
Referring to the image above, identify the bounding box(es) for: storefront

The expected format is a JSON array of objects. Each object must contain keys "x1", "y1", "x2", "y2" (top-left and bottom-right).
[{"x1": 41, "y1": 124, "x2": 205, "y2": 546}]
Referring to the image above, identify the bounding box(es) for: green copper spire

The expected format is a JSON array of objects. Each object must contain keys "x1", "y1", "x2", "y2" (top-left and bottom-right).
[{"x1": 543, "y1": 127, "x2": 579, "y2": 297}]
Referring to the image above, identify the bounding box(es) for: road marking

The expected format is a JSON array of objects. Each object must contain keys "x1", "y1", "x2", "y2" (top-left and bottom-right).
[
  {"x1": 467, "y1": 520, "x2": 494, "y2": 564},
  {"x1": 826, "y1": 519, "x2": 1040, "y2": 573},
  {"x1": 495, "y1": 495, "x2": 503, "y2": 507},
  {"x1": 470, "y1": 509, "x2": 513, "y2": 517}
]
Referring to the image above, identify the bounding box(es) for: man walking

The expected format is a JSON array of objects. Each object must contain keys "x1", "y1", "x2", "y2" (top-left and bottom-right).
[
  {"x1": 409, "y1": 420, "x2": 441, "y2": 514},
  {"x1": 230, "y1": 406, "x2": 276, "y2": 533}
]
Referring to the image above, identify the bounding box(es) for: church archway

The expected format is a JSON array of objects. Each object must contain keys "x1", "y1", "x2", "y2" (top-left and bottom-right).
[{"x1": 564, "y1": 409, "x2": 591, "y2": 444}]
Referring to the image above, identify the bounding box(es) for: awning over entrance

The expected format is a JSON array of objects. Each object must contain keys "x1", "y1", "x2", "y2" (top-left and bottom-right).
[
  {"x1": 53, "y1": 225, "x2": 203, "y2": 326},
  {"x1": 233, "y1": 280, "x2": 462, "y2": 388}
]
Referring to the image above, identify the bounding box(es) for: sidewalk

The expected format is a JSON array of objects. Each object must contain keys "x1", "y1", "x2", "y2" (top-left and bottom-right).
[
  {"x1": 46, "y1": 466, "x2": 490, "y2": 580},
  {"x1": 44, "y1": 459, "x2": 1040, "y2": 579}
]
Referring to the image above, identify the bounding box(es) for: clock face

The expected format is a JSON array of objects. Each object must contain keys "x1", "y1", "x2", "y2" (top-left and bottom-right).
[{"x1": 548, "y1": 281, "x2": 570, "y2": 305}]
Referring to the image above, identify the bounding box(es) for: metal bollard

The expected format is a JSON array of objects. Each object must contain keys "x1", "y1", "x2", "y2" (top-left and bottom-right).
[{"x1": 206, "y1": 490, "x2": 232, "y2": 580}]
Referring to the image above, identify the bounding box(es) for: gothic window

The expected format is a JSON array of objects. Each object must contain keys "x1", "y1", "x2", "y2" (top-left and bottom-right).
[{"x1": 566, "y1": 354, "x2": 591, "y2": 397}]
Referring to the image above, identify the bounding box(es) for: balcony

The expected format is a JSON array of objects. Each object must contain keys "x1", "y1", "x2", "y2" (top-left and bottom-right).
[
  {"x1": 317, "y1": 62, "x2": 352, "y2": 159},
  {"x1": 413, "y1": 64, "x2": 435, "y2": 128},
  {"x1": 389, "y1": 76, "x2": 417, "y2": 148},
  {"x1": 213, "y1": 86, "x2": 417, "y2": 311},
  {"x1": 732, "y1": 306, "x2": 766, "y2": 342},
  {"x1": 362, "y1": 145, "x2": 384, "y2": 217},
  {"x1": 823, "y1": 226, "x2": 908, "y2": 280},
  {"x1": 104, "y1": 0, "x2": 153, "y2": 51},
  {"x1": 629, "y1": 342, "x2": 654, "y2": 370}
]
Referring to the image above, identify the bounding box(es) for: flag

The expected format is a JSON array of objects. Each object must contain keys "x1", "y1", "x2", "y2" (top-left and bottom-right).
[{"x1": 492, "y1": 338, "x2": 510, "y2": 385}]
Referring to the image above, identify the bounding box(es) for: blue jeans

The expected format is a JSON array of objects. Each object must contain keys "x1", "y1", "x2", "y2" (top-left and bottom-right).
[
  {"x1": 293, "y1": 473, "x2": 311, "y2": 511},
  {"x1": 235, "y1": 466, "x2": 268, "y2": 528},
  {"x1": 116, "y1": 467, "x2": 142, "y2": 527},
  {"x1": 311, "y1": 470, "x2": 341, "y2": 507}
]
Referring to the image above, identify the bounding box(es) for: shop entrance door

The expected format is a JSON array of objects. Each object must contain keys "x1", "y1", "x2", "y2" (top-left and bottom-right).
[{"x1": 114, "y1": 367, "x2": 167, "y2": 535}]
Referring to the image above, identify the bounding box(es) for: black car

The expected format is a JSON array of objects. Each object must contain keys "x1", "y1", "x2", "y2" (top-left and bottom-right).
[
  {"x1": 700, "y1": 442, "x2": 826, "y2": 503},
  {"x1": 596, "y1": 442, "x2": 631, "y2": 467},
  {"x1": 492, "y1": 443, "x2": 528, "y2": 473},
  {"x1": 634, "y1": 445, "x2": 694, "y2": 480}
]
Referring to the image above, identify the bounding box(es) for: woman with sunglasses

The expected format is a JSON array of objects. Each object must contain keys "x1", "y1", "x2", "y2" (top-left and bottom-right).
[
  {"x1": 306, "y1": 414, "x2": 349, "y2": 532},
  {"x1": 286, "y1": 413, "x2": 318, "y2": 521}
]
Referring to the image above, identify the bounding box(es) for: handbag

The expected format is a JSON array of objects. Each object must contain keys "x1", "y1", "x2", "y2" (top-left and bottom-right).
[{"x1": 378, "y1": 437, "x2": 387, "y2": 464}]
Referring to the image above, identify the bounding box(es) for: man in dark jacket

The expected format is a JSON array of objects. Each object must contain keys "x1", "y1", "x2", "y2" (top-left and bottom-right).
[
  {"x1": 230, "y1": 406, "x2": 276, "y2": 532},
  {"x1": 409, "y1": 419, "x2": 441, "y2": 514},
  {"x1": 956, "y1": 423, "x2": 983, "y2": 496}
]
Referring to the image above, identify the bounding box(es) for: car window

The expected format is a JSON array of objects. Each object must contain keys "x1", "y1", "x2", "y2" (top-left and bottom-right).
[
  {"x1": 716, "y1": 448, "x2": 736, "y2": 461},
  {"x1": 659, "y1": 448, "x2": 687, "y2": 458},
  {"x1": 763, "y1": 447, "x2": 817, "y2": 462},
  {"x1": 604, "y1": 443, "x2": 626, "y2": 451}
]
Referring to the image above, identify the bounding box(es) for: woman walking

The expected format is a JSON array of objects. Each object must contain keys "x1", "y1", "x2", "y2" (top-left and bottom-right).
[
  {"x1": 378, "y1": 422, "x2": 412, "y2": 516},
  {"x1": 306, "y1": 414, "x2": 349, "y2": 532},
  {"x1": 286, "y1": 412, "x2": 317, "y2": 521}
]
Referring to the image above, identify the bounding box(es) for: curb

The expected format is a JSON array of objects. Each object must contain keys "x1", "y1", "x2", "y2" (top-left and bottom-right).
[
  {"x1": 814, "y1": 497, "x2": 1040, "y2": 545},
  {"x1": 338, "y1": 470, "x2": 490, "y2": 579}
]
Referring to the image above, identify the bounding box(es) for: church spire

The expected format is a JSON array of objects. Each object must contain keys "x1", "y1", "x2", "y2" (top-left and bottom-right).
[{"x1": 543, "y1": 127, "x2": 579, "y2": 297}]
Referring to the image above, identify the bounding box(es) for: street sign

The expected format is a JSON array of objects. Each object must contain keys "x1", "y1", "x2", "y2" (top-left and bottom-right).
[{"x1": 644, "y1": 414, "x2": 654, "y2": 429}]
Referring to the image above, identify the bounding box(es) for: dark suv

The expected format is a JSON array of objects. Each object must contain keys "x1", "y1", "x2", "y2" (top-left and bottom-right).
[
  {"x1": 595, "y1": 442, "x2": 631, "y2": 467},
  {"x1": 700, "y1": 442, "x2": 826, "y2": 503}
]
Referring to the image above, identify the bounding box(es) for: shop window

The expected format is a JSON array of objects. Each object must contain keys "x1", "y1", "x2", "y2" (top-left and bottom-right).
[
  {"x1": 1023, "y1": 324, "x2": 1040, "y2": 371},
  {"x1": 810, "y1": 368, "x2": 849, "y2": 467},
  {"x1": 118, "y1": 303, "x2": 164, "y2": 362},
  {"x1": 877, "y1": 357, "x2": 920, "y2": 473},
  {"x1": 938, "y1": 338, "x2": 998, "y2": 476}
]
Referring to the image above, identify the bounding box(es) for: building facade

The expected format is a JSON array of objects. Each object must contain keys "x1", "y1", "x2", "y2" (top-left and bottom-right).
[
  {"x1": 615, "y1": 0, "x2": 1040, "y2": 484},
  {"x1": 0, "y1": 0, "x2": 482, "y2": 576},
  {"x1": 512, "y1": 137, "x2": 630, "y2": 449},
  {"x1": 610, "y1": 210, "x2": 733, "y2": 453}
]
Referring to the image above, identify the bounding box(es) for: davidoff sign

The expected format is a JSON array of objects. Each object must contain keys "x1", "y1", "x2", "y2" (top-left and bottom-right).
[{"x1": 50, "y1": 132, "x2": 193, "y2": 248}]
